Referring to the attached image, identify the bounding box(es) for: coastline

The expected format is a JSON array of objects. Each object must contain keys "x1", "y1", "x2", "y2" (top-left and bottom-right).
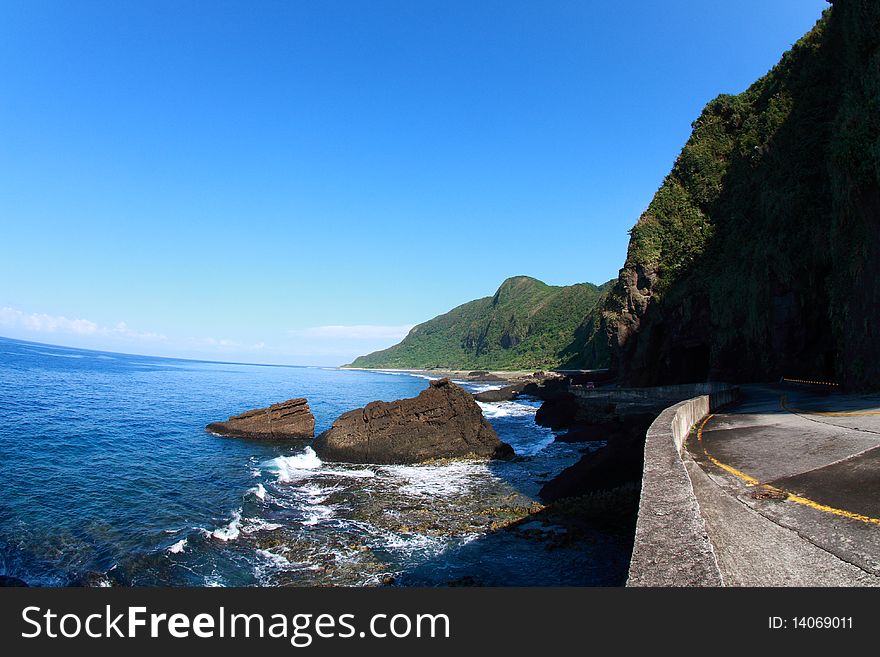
[
  {"x1": 1, "y1": 337, "x2": 636, "y2": 586},
  {"x1": 338, "y1": 366, "x2": 552, "y2": 384}
]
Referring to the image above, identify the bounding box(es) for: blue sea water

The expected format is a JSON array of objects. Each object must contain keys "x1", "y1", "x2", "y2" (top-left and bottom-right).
[{"x1": 0, "y1": 336, "x2": 626, "y2": 587}]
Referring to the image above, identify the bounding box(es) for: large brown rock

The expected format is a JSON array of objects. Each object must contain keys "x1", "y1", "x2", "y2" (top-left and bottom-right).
[
  {"x1": 314, "y1": 378, "x2": 513, "y2": 464},
  {"x1": 206, "y1": 398, "x2": 315, "y2": 439}
]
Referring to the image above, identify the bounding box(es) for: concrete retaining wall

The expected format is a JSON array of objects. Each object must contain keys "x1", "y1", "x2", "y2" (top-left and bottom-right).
[{"x1": 626, "y1": 386, "x2": 738, "y2": 587}]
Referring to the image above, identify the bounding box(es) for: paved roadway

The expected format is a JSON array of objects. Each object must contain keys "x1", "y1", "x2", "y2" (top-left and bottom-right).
[{"x1": 686, "y1": 384, "x2": 880, "y2": 586}]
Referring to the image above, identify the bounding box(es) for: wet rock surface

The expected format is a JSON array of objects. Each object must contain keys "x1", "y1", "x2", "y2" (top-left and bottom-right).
[
  {"x1": 473, "y1": 376, "x2": 570, "y2": 403},
  {"x1": 207, "y1": 398, "x2": 315, "y2": 440},
  {"x1": 539, "y1": 414, "x2": 655, "y2": 503},
  {"x1": 473, "y1": 383, "x2": 526, "y2": 402},
  {"x1": 314, "y1": 379, "x2": 513, "y2": 464}
]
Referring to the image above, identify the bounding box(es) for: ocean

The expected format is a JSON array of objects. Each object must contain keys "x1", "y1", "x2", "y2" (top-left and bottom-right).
[{"x1": 0, "y1": 336, "x2": 629, "y2": 586}]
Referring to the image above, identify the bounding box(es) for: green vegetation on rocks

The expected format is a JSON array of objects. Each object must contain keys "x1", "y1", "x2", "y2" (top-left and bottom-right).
[
  {"x1": 351, "y1": 1, "x2": 880, "y2": 388},
  {"x1": 348, "y1": 276, "x2": 612, "y2": 370},
  {"x1": 598, "y1": 0, "x2": 880, "y2": 388}
]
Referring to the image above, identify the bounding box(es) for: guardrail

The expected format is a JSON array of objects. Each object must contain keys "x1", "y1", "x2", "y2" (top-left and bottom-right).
[
  {"x1": 626, "y1": 385, "x2": 739, "y2": 587},
  {"x1": 782, "y1": 377, "x2": 839, "y2": 388}
]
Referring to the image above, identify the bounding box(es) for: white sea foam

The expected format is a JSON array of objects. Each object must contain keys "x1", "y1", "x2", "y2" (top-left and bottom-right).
[
  {"x1": 386, "y1": 461, "x2": 490, "y2": 497},
  {"x1": 332, "y1": 467, "x2": 375, "y2": 479},
  {"x1": 255, "y1": 549, "x2": 290, "y2": 567},
  {"x1": 168, "y1": 539, "x2": 187, "y2": 554},
  {"x1": 242, "y1": 519, "x2": 283, "y2": 533},
  {"x1": 266, "y1": 448, "x2": 376, "y2": 483},
  {"x1": 267, "y1": 447, "x2": 323, "y2": 483},
  {"x1": 351, "y1": 522, "x2": 450, "y2": 558},
  {"x1": 211, "y1": 510, "x2": 243, "y2": 541},
  {"x1": 512, "y1": 427, "x2": 557, "y2": 456},
  {"x1": 378, "y1": 531, "x2": 442, "y2": 552},
  {"x1": 248, "y1": 483, "x2": 267, "y2": 500},
  {"x1": 477, "y1": 401, "x2": 538, "y2": 419},
  {"x1": 302, "y1": 505, "x2": 335, "y2": 526},
  {"x1": 297, "y1": 482, "x2": 331, "y2": 502},
  {"x1": 467, "y1": 383, "x2": 505, "y2": 393}
]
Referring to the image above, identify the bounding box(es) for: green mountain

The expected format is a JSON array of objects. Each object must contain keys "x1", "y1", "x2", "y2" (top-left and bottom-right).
[
  {"x1": 348, "y1": 276, "x2": 611, "y2": 370},
  {"x1": 351, "y1": 1, "x2": 879, "y2": 387},
  {"x1": 595, "y1": 0, "x2": 880, "y2": 388}
]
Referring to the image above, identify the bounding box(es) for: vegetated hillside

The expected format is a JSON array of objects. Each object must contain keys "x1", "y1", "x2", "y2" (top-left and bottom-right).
[
  {"x1": 348, "y1": 276, "x2": 612, "y2": 370},
  {"x1": 596, "y1": 0, "x2": 880, "y2": 388}
]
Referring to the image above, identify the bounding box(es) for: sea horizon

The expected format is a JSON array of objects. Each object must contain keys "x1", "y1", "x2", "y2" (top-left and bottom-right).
[
  {"x1": 0, "y1": 334, "x2": 341, "y2": 370},
  {"x1": 0, "y1": 335, "x2": 625, "y2": 587}
]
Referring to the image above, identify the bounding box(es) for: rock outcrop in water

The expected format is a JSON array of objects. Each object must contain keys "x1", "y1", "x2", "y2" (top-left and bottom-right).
[
  {"x1": 473, "y1": 383, "x2": 526, "y2": 403},
  {"x1": 206, "y1": 398, "x2": 315, "y2": 439},
  {"x1": 539, "y1": 414, "x2": 655, "y2": 503},
  {"x1": 314, "y1": 378, "x2": 513, "y2": 464}
]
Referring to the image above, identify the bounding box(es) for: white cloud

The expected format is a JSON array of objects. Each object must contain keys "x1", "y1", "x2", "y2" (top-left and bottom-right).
[
  {"x1": 0, "y1": 307, "x2": 99, "y2": 335},
  {"x1": 0, "y1": 307, "x2": 409, "y2": 365},
  {"x1": 0, "y1": 307, "x2": 166, "y2": 342},
  {"x1": 288, "y1": 324, "x2": 414, "y2": 340},
  {"x1": 111, "y1": 321, "x2": 166, "y2": 341},
  {"x1": 191, "y1": 337, "x2": 266, "y2": 351}
]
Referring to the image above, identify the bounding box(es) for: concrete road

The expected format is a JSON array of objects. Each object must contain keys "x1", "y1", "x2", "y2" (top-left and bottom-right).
[{"x1": 686, "y1": 384, "x2": 880, "y2": 585}]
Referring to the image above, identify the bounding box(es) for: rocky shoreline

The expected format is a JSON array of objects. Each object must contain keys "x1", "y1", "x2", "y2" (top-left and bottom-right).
[
  {"x1": 199, "y1": 369, "x2": 651, "y2": 586},
  {"x1": 207, "y1": 378, "x2": 514, "y2": 465},
  {"x1": 339, "y1": 366, "x2": 563, "y2": 385}
]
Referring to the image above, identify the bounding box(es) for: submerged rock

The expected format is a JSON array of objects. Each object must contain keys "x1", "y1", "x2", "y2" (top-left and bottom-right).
[
  {"x1": 314, "y1": 378, "x2": 513, "y2": 464},
  {"x1": 206, "y1": 398, "x2": 315, "y2": 439},
  {"x1": 473, "y1": 383, "x2": 525, "y2": 402}
]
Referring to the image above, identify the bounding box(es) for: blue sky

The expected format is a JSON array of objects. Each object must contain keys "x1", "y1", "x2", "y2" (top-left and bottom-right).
[{"x1": 0, "y1": 0, "x2": 828, "y2": 365}]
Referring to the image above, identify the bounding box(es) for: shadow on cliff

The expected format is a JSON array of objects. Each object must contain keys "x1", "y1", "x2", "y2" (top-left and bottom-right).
[{"x1": 567, "y1": 8, "x2": 880, "y2": 389}]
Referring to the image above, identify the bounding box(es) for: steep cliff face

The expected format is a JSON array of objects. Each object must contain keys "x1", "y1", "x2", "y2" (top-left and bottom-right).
[{"x1": 602, "y1": 0, "x2": 880, "y2": 388}]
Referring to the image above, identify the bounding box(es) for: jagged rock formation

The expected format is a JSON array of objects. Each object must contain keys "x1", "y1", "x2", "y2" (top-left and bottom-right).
[
  {"x1": 314, "y1": 378, "x2": 513, "y2": 464},
  {"x1": 206, "y1": 398, "x2": 315, "y2": 439}
]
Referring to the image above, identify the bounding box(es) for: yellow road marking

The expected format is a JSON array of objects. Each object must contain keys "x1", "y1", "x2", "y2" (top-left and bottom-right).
[
  {"x1": 696, "y1": 415, "x2": 760, "y2": 485},
  {"x1": 694, "y1": 415, "x2": 880, "y2": 526},
  {"x1": 783, "y1": 491, "x2": 880, "y2": 525}
]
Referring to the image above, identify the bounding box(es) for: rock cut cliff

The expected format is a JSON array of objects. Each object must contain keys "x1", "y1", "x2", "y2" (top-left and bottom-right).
[{"x1": 591, "y1": 0, "x2": 880, "y2": 388}]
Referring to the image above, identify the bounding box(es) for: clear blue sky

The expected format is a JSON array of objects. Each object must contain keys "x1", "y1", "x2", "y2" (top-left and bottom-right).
[{"x1": 0, "y1": 0, "x2": 828, "y2": 365}]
